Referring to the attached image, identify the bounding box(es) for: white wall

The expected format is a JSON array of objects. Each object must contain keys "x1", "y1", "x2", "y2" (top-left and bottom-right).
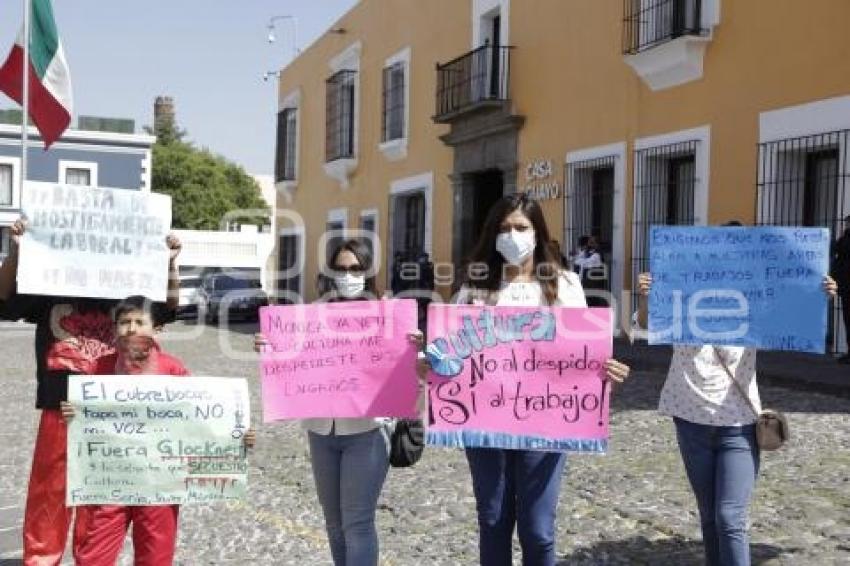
[{"x1": 173, "y1": 229, "x2": 275, "y2": 293}]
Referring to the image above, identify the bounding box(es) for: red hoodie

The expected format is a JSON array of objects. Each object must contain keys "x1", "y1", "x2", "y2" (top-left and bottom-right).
[{"x1": 93, "y1": 336, "x2": 189, "y2": 377}]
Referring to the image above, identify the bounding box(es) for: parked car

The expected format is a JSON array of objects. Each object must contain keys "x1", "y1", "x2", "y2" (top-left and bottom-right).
[
  {"x1": 197, "y1": 274, "x2": 268, "y2": 324},
  {"x1": 176, "y1": 274, "x2": 203, "y2": 317}
]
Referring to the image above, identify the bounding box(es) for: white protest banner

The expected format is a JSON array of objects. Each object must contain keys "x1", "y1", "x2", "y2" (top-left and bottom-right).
[
  {"x1": 66, "y1": 375, "x2": 250, "y2": 506},
  {"x1": 18, "y1": 182, "x2": 172, "y2": 300}
]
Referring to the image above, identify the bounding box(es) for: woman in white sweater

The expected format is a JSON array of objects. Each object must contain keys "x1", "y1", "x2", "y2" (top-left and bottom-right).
[{"x1": 452, "y1": 193, "x2": 630, "y2": 566}]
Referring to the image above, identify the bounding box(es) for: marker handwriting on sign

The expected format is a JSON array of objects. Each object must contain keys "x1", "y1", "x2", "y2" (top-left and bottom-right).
[
  {"x1": 66, "y1": 376, "x2": 250, "y2": 506},
  {"x1": 18, "y1": 183, "x2": 172, "y2": 301},
  {"x1": 259, "y1": 301, "x2": 420, "y2": 421},
  {"x1": 427, "y1": 310, "x2": 557, "y2": 378},
  {"x1": 426, "y1": 306, "x2": 613, "y2": 452},
  {"x1": 429, "y1": 346, "x2": 608, "y2": 427},
  {"x1": 80, "y1": 382, "x2": 214, "y2": 403},
  {"x1": 648, "y1": 226, "x2": 830, "y2": 353}
]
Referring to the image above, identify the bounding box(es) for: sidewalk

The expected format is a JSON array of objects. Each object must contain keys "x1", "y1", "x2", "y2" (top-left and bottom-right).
[{"x1": 614, "y1": 339, "x2": 850, "y2": 398}]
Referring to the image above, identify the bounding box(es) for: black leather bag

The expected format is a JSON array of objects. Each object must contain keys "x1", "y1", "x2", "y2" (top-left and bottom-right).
[{"x1": 389, "y1": 419, "x2": 425, "y2": 468}]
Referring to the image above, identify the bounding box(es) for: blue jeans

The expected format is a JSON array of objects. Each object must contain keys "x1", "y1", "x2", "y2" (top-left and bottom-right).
[
  {"x1": 465, "y1": 448, "x2": 568, "y2": 566},
  {"x1": 308, "y1": 428, "x2": 389, "y2": 566},
  {"x1": 674, "y1": 417, "x2": 760, "y2": 566}
]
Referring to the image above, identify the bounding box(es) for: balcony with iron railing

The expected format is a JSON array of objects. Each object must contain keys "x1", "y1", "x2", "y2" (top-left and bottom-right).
[
  {"x1": 434, "y1": 45, "x2": 514, "y2": 123},
  {"x1": 622, "y1": 0, "x2": 707, "y2": 55},
  {"x1": 622, "y1": 0, "x2": 718, "y2": 90}
]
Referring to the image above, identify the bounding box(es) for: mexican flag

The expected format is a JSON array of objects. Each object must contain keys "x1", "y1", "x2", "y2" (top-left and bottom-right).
[{"x1": 0, "y1": 0, "x2": 72, "y2": 148}]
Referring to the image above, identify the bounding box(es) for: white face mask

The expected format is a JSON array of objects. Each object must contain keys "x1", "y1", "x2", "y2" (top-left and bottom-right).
[
  {"x1": 333, "y1": 273, "x2": 366, "y2": 298},
  {"x1": 496, "y1": 229, "x2": 536, "y2": 266}
]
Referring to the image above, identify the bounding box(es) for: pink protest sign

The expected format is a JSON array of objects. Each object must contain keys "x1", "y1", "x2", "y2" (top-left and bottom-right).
[
  {"x1": 259, "y1": 299, "x2": 419, "y2": 422},
  {"x1": 425, "y1": 305, "x2": 613, "y2": 453}
]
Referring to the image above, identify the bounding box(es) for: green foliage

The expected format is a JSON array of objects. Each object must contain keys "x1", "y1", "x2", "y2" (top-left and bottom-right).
[{"x1": 148, "y1": 122, "x2": 269, "y2": 230}]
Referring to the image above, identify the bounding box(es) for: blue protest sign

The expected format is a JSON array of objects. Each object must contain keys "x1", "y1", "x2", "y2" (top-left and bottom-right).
[{"x1": 648, "y1": 226, "x2": 830, "y2": 353}]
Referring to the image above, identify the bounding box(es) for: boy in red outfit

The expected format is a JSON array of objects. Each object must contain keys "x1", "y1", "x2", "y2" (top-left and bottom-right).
[
  {"x1": 0, "y1": 218, "x2": 181, "y2": 566},
  {"x1": 62, "y1": 295, "x2": 254, "y2": 565}
]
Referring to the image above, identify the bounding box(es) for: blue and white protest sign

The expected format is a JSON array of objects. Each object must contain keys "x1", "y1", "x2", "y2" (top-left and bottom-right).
[{"x1": 648, "y1": 226, "x2": 830, "y2": 353}]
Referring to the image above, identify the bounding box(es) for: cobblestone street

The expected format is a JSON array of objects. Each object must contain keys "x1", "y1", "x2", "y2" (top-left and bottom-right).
[{"x1": 1, "y1": 320, "x2": 849, "y2": 565}]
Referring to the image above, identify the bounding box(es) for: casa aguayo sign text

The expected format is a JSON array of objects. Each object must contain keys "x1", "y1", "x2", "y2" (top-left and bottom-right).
[{"x1": 521, "y1": 159, "x2": 562, "y2": 200}]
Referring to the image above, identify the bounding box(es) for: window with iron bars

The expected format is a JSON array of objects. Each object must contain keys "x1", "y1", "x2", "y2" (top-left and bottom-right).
[
  {"x1": 275, "y1": 108, "x2": 297, "y2": 182},
  {"x1": 0, "y1": 226, "x2": 9, "y2": 262},
  {"x1": 565, "y1": 156, "x2": 616, "y2": 261},
  {"x1": 623, "y1": 0, "x2": 705, "y2": 55},
  {"x1": 360, "y1": 215, "x2": 376, "y2": 236},
  {"x1": 326, "y1": 70, "x2": 357, "y2": 162},
  {"x1": 0, "y1": 163, "x2": 13, "y2": 206},
  {"x1": 360, "y1": 213, "x2": 377, "y2": 256},
  {"x1": 277, "y1": 233, "x2": 302, "y2": 304},
  {"x1": 325, "y1": 220, "x2": 345, "y2": 267},
  {"x1": 566, "y1": 156, "x2": 617, "y2": 301},
  {"x1": 403, "y1": 194, "x2": 425, "y2": 253},
  {"x1": 382, "y1": 62, "x2": 405, "y2": 142},
  {"x1": 631, "y1": 140, "x2": 698, "y2": 308},
  {"x1": 757, "y1": 129, "x2": 850, "y2": 354},
  {"x1": 65, "y1": 167, "x2": 92, "y2": 186},
  {"x1": 389, "y1": 192, "x2": 426, "y2": 271}
]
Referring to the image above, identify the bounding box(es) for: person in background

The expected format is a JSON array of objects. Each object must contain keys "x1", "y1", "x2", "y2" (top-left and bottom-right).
[
  {"x1": 830, "y1": 214, "x2": 850, "y2": 363},
  {"x1": 569, "y1": 235, "x2": 589, "y2": 274},
  {"x1": 578, "y1": 236, "x2": 607, "y2": 307},
  {"x1": 573, "y1": 235, "x2": 603, "y2": 281},
  {"x1": 391, "y1": 249, "x2": 436, "y2": 333}
]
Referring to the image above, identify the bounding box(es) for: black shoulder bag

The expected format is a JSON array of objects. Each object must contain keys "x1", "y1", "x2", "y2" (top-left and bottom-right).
[{"x1": 389, "y1": 419, "x2": 425, "y2": 468}]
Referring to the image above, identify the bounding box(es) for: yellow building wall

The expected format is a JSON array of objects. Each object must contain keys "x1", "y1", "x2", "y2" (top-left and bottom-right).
[
  {"x1": 512, "y1": 0, "x2": 850, "y2": 286},
  {"x1": 276, "y1": 0, "x2": 850, "y2": 301},
  {"x1": 276, "y1": 0, "x2": 469, "y2": 302}
]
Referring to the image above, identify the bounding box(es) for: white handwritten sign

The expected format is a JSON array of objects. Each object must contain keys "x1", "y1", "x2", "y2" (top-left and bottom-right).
[
  {"x1": 18, "y1": 182, "x2": 171, "y2": 300},
  {"x1": 66, "y1": 375, "x2": 250, "y2": 506}
]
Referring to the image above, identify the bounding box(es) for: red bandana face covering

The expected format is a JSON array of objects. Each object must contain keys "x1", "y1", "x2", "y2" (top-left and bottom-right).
[{"x1": 115, "y1": 335, "x2": 159, "y2": 374}]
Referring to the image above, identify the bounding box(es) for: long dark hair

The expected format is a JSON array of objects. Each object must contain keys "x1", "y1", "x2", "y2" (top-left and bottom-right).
[
  {"x1": 463, "y1": 193, "x2": 563, "y2": 305},
  {"x1": 325, "y1": 238, "x2": 378, "y2": 299}
]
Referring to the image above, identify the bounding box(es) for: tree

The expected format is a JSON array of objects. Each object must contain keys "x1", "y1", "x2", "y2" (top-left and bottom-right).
[{"x1": 148, "y1": 117, "x2": 269, "y2": 230}]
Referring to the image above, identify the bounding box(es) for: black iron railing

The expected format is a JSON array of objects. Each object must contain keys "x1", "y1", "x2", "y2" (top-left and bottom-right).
[
  {"x1": 275, "y1": 108, "x2": 297, "y2": 182},
  {"x1": 623, "y1": 0, "x2": 705, "y2": 55},
  {"x1": 631, "y1": 140, "x2": 699, "y2": 313},
  {"x1": 326, "y1": 70, "x2": 357, "y2": 162},
  {"x1": 756, "y1": 130, "x2": 850, "y2": 355},
  {"x1": 382, "y1": 62, "x2": 406, "y2": 142},
  {"x1": 0, "y1": 163, "x2": 12, "y2": 206},
  {"x1": 565, "y1": 156, "x2": 617, "y2": 266},
  {"x1": 435, "y1": 45, "x2": 513, "y2": 119}
]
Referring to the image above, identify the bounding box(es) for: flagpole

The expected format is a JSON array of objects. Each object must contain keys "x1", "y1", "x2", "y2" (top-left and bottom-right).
[{"x1": 20, "y1": 0, "x2": 30, "y2": 197}]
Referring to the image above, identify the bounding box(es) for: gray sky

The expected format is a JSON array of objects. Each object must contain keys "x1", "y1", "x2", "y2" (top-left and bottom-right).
[{"x1": 0, "y1": 0, "x2": 359, "y2": 175}]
